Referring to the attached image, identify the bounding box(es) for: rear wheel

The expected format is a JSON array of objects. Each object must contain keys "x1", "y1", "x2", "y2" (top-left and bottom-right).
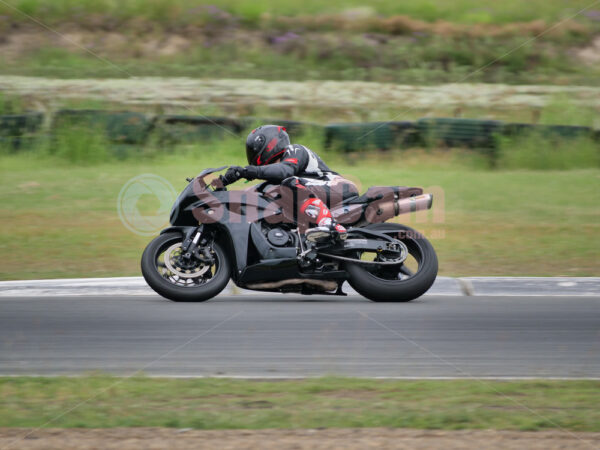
[
  {"x1": 346, "y1": 224, "x2": 438, "y2": 302},
  {"x1": 141, "y1": 232, "x2": 231, "y2": 302}
]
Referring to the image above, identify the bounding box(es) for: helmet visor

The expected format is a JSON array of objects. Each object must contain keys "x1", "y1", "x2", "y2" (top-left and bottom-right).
[
  {"x1": 246, "y1": 145, "x2": 258, "y2": 165},
  {"x1": 246, "y1": 133, "x2": 266, "y2": 165}
]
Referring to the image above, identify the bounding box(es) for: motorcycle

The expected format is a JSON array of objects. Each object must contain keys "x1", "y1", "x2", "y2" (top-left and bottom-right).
[{"x1": 141, "y1": 167, "x2": 438, "y2": 302}]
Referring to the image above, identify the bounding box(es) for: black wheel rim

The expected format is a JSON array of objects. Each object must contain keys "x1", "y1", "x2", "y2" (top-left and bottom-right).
[
  {"x1": 154, "y1": 238, "x2": 221, "y2": 288},
  {"x1": 362, "y1": 232, "x2": 425, "y2": 281}
]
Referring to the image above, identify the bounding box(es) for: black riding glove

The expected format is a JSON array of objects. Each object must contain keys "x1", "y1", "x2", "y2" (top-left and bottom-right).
[
  {"x1": 243, "y1": 165, "x2": 259, "y2": 180},
  {"x1": 220, "y1": 166, "x2": 245, "y2": 186}
]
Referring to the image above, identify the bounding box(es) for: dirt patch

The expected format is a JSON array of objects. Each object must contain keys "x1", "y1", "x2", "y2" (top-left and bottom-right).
[
  {"x1": 577, "y1": 35, "x2": 600, "y2": 64},
  {"x1": 0, "y1": 28, "x2": 192, "y2": 61},
  {"x1": 0, "y1": 19, "x2": 594, "y2": 63},
  {"x1": 273, "y1": 14, "x2": 590, "y2": 38},
  {"x1": 1, "y1": 428, "x2": 599, "y2": 449},
  {"x1": 1, "y1": 12, "x2": 593, "y2": 38}
]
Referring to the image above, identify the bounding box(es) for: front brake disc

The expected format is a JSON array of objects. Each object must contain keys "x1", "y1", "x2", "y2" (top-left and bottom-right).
[{"x1": 163, "y1": 243, "x2": 211, "y2": 278}]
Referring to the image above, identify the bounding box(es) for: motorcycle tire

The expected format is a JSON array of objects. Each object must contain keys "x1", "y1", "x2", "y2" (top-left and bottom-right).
[
  {"x1": 346, "y1": 223, "x2": 438, "y2": 302},
  {"x1": 141, "y1": 232, "x2": 231, "y2": 302}
]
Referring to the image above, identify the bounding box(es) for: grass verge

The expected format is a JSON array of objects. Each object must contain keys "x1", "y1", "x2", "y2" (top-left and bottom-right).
[
  {"x1": 2, "y1": 29, "x2": 598, "y2": 85},
  {"x1": 0, "y1": 0, "x2": 597, "y2": 26},
  {"x1": 497, "y1": 134, "x2": 600, "y2": 170},
  {"x1": 1, "y1": 376, "x2": 599, "y2": 431},
  {"x1": 0, "y1": 1, "x2": 598, "y2": 85}
]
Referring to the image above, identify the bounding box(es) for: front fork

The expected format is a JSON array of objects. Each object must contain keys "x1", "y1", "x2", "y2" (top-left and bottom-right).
[{"x1": 180, "y1": 225, "x2": 214, "y2": 264}]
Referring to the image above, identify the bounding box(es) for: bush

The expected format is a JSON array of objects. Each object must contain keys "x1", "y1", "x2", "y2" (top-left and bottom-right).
[{"x1": 48, "y1": 125, "x2": 112, "y2": 164}]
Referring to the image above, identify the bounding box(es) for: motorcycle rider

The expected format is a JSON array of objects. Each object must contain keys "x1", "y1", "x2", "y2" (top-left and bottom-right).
[{"x1": 219, "y1": 125, "x2": 357, "y2": 242}]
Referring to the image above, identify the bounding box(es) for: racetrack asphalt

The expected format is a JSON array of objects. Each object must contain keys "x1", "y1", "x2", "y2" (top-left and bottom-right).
[{"x1": 1, "y1": 294, "x2": 599, "y2": 378}]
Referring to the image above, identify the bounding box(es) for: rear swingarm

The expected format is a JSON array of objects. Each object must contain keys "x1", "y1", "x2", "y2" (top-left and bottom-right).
[{"x1": 317, "y1": 231, "x2": 408, "y2": 266}]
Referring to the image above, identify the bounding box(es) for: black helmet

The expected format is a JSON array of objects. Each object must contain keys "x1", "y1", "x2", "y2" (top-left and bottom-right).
[{"x1": 245, "y1": 125, "x2": 290, "y2": 166}]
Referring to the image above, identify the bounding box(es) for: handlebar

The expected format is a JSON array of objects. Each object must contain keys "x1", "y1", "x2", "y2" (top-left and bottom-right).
[{"x1": 185, "y1": 167, "x2": 231, "y2": 191}]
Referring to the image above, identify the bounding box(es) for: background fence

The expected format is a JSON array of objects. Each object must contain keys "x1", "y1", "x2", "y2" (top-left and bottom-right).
[{"x1": 2, "y1": 110, "x2": 598, "y2": 157}]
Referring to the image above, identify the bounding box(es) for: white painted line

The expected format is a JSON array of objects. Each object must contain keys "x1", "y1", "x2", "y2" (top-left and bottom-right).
[
  {"x1": 0, "y1": 277, "x2": 464, "y2": 297},
  {"x1": 460, "y1": 277, "x2": 600, "y2": 296},
  {"x1": 0, "y1": 277, "x2": 598, "y2": 297}
]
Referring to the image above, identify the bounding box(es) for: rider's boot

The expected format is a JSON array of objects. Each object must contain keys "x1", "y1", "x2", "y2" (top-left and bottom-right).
[{"x1": 301, "y1": 198, "x2": 347, "y2": 243}]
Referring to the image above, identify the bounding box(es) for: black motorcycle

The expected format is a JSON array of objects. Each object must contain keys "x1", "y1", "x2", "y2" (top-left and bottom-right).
[{"x1": 141, "y1": 167, "x2": 438, "y2": 302}]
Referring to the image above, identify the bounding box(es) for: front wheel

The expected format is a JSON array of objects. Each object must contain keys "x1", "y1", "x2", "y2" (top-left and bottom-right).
[
  {"x1": 346, "y1": 223, "x2": 438, "y2": 302},
  {"x1": 141, "y1": 232, "x2": 231, "y2": 302}
]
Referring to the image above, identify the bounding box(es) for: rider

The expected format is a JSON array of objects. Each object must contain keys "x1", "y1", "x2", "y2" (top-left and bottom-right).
[{"x1": 219, "y1": 125, "x2": 357, "y2": 242}]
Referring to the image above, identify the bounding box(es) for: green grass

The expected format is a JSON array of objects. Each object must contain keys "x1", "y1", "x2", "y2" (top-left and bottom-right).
[
  {"x1": 0, "y1": 142, "x2": 598, "y2": 280},
  {"x1": 1, "y1": 376, "x2": 598, "y2": 430},
  {"x1": 1, "y1": 0, "x2": 598, "y2": 85},
  {"x1": 497, "y1": 135, "x2": 600, "y2": 170},
  {"x1": 47, "y1": 124, "x2": 112, "y2": 164},
  {"x1": 0, "y1": 0, "x2": 597, "y2": 25},
  {"x1": 0, "y1": 92, "x2": 26, "y2": 116},
  {"x1": 494, "y1": 96, "x2": 600, "y2": 170},
  {"x1": 2, "y1": 33, "x2": 598, "y2": 85}
]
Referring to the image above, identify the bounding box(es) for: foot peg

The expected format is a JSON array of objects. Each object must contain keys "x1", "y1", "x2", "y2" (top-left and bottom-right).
[
  {"x1": 334, "y1": 223, "x2": 348, "y2": 240},
  {"x1": 305, "y1": 224, "x2": 347, "y2": 243}
]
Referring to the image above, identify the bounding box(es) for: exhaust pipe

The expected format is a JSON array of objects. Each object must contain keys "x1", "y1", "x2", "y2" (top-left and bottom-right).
[
  {"x1": 363, "y1": 193, "x2": 434, "y2": 223},
  {"x1": 395, "y1": 193, "x2": 433, "y2": 216},
  {"x1": 246, "y1": 279, "x2": 338, "y2": 292}
]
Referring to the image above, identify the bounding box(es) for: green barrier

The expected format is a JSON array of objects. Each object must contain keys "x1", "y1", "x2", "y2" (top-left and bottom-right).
[
  {"x1": 155, "y1": 115, "x2": 243, "y2": 145},
  {"x1": 324, "y1": 122, "x2": 417, "y2": 152},
  {"x1": 417, "y1": 118, "x2": 502, "y2": 149},
  {"x1": 52, "y1": 110, "x2": 153, "y2": 144},
  {"x1": 502, "y1": 123, "x2": 595, "y2": 140},
  {"x1": 0, "y1": 112, "x2": 43, "y2": 150},
  {"x1": 12, "y1": 110, "x2": 598, "y2": 158}
]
